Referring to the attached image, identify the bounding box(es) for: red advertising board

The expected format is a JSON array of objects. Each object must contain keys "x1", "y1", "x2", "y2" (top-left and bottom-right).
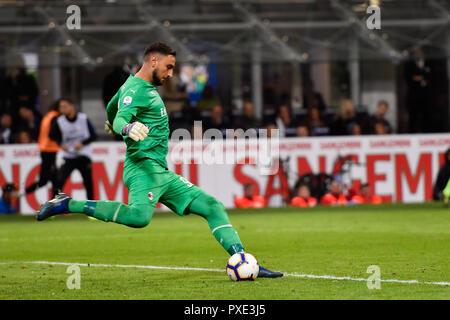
[{"x1": 0, "y1": 134, "x2": 448, "y2": 215}]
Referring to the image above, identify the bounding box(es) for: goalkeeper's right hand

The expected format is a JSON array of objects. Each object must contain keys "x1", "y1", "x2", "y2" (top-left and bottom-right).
[
  {"x1": 122, "y1": 122, "x2": 149, "y2": 141},
  {"x1": 104, "y1": 120, "x2": 116, "y2": 136}
]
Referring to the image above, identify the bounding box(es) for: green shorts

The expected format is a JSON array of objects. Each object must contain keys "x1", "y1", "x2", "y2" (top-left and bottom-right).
[{"x1": 123, "y1": 158, "x2": 203, "y2": 216}]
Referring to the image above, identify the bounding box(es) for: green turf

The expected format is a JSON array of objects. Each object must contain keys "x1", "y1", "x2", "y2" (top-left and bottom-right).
[{"x1": 0, "y1": 203, "x2": 449, "y2": 300}]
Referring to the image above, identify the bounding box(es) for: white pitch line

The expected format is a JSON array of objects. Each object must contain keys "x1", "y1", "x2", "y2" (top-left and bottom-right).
[
  {"x1": 283, "y1": 272, "x2": 450, "y2": 286},
  {"x1": 30, "y1": 261, "x2": 450, "y2": 287},
  {"x1": 30, "y1": 261, "x2": 223, "y2": 273}
]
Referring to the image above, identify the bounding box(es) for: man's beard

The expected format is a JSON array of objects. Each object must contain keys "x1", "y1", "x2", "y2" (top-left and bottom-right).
[{"x1": 152, "y1": 69, "x2": 163, "y2": 86}]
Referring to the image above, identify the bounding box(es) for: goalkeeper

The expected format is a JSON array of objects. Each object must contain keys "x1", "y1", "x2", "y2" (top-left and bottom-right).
[{"x1": 37, "y1": 42, "x2": 282, "y2": 278}]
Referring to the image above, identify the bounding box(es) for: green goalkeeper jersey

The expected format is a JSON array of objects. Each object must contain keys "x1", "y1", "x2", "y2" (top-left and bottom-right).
[{"x1": 106, "y1": 75, "x2": 170, "y2": 168}]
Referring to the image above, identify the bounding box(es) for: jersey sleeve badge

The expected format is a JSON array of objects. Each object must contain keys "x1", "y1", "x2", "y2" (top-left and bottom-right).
[{"x1": 123, "y1": 96, "x2": 133, "y2": 106}]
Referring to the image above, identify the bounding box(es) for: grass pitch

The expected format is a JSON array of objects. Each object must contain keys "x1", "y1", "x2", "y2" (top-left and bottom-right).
[{"x1": 0, "y1": 203, "x2": 449, "y2": 300}]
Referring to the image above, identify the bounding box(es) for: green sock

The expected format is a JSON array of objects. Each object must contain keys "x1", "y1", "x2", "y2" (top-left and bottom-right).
[
  {"x1": 212, "y1": 226, "x2": 245, "y2": 255},
  {"x1": 68, "y1": 199, "x2": 152, "y2": 228},
  {"x1": 68, "y1": 199, "x2": 89, "y2": 214},
  {"x1": 187, "y1": 193, "x2": 245, "y2": 255}
]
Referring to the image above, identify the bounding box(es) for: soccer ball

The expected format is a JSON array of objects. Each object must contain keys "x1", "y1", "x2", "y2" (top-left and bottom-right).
[{"x1": 226, "y1": 252, "x2": 259, "y2": 281}]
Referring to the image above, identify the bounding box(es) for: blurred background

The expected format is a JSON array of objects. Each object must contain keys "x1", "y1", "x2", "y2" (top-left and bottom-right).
[
  {"x1": 1, "y1": 0, "x2": 450, "y2": 140},
  {"x1": 1, "y1": 0, "x2": 450, "y2": 213}
]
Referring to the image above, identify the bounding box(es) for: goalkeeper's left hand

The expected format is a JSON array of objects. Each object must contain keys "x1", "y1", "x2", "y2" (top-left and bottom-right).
[
  {"x1": 122, "y1": 122, "x2": 149, "y2": 141},
  {"x1": 104, "y1": 120, "x2": 116, "y2": 136}
]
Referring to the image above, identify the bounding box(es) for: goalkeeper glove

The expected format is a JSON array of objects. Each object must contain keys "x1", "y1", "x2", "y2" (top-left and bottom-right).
[
  {"x1": 122, "y1": 122, "x2": 149, "y2": 141},
  {"x1": 104, "y1": 120, "x2": 115, "y2": 136}
]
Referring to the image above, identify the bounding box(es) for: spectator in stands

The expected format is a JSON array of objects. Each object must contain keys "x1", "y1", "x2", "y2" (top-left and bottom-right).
[
  {"x1": 349, "y1": 123, "x2": 362, "y2": 136},
  {"x1": 3, "y1": 57, "x2": 38, "y2": 116},
  {"x1": 264, "y1": 123, "x2": 278, "y2": 138},
  {"x1": 15, "y1": 130, "x2": 32, "y2": 144},
  {"x1": 50, "y1": 98, "x2": 97, "y2": 200},
  {"x1": 0, "y1": 113, "x2": 14, "y2": 144},
  {"x1": 234, "y1": 184, "x2": 266, "y2": 209},
  {"x1": 302, "y1": 107, "x2": 330, "y2": 136},
  {"x1": 102, "y1": 59, "x2": 132, "y2": 108},
  {"x1": 102, "y1": 58, "x2": 134, "y2": 141},
  {"x1": 351, "y1": 183, "x2": 382, "y2": 205},
  {"x1": 204, "y1": 104, "x2": 229, "y2": 134},
  {"x1": 234, "y1": 101, "x2": 260, "y2": 132},
  {"x1": 404, "y1": 47, "x2": 432, "y2": 133},
  {"x1": 302, "y1": 80, "x2": 326, "y2": 111},
  {"x1": 17, "y1": 105, "x2": 41, "y2": 141},
  {"x1": 373, "y1": 120, "x2": 389, "y2": 135},
  {"x1": 290, "y1": 184, "x2": 317, "y2": 208},
  {"x1": 0, "y1": 183, "x2": 19, "y2": 214},
  {"x1": 320, "y1": 180, "x2": 348, "y2": 206},
  {"x1": 296, "y1": 125, "x2": 309, "y2": 137},
  {"x1": 275, "y1": 104, "x2": 297, "y2": 137},
  {"x1": 433, "y1": 147, "x2": 450, "y2": 202},
  {"x1": 196, "y1": 85, "x2": 221, "y2": 111},
  {"x1": 365, "y1": 100, "x2": 392, "y2": 135},
  {"x1": 331, "y1": 99, "x2": 359, "y2": 136},
  {"x1": 263, "y1": 83, "x2": 276, "y2": 109},
  {"x1": 24, "y1": 100, "x2": 60, "y2": 197}
]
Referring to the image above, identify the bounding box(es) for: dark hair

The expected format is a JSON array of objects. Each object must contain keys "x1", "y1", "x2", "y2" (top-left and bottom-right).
[
  {"x1": 276, "y1": 104, "x2": 291, "y2": 116},
  {"x1": 144, "y1": 42, "x2": 176, "y2": 60},
  {"x1": 297, "y1": 184, "x2": 310, "y2": 190},
  {"x1": 378, "y1": 100, "x2": 389, "y2": 108},
  {"x1": 55, "y1": 97, "x2": 74, "y2": 110}
]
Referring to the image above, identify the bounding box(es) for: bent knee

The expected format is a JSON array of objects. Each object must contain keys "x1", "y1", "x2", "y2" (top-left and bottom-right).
[
  {"x1": 205, "y1": 196, "x2": 227, "y2": 216},
  {"x1": 131, "y1": 215, "x2": 151, "y2": 228},
  {"x1": 129, "y1": 206, "x2": 153, "y2": 228}
]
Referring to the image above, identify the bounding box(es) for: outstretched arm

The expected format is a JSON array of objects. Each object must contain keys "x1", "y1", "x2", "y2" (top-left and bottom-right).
[{"x1": 112, "y1": 92, "x2": 149, "y2": 141}]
